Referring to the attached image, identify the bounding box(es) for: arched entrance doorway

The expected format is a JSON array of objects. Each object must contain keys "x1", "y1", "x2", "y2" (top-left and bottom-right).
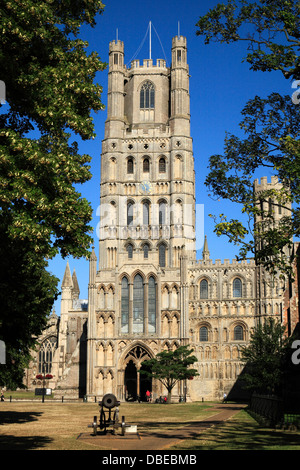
[
  {"x1": 124, "y1": 360, "x2": 137, "y2": 401},
  {"x1": 123, "y1": 344, "x2": 153, "y2": 402}
]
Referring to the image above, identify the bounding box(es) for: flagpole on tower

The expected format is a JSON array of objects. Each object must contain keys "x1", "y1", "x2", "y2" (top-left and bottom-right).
[{"x1": 149, "y1": 21, "x2": 152, "y2": 60}]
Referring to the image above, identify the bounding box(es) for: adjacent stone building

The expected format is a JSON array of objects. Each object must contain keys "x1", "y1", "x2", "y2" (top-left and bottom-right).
[{"x1": 24, "y1": 34, "x2": 295, "y2": 401}]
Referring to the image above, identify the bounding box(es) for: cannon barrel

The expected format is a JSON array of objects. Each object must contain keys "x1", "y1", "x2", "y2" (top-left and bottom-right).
[{"x1": 100, "y1": 393, "x2": 120, "y2": 409}]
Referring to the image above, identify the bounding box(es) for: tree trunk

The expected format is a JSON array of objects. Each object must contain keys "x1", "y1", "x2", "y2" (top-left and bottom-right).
[{"x1": 167, "y1": 389, "x2": 172, "y2": 403}]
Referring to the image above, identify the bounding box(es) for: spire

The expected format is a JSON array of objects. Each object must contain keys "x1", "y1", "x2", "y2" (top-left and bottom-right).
[
  {"x1": 89, "y1": 246, "x2": 97, "y2": 284},
  {"x1": 62, "y1": 261, "x2": 73, "y2": 288},
  {"x1": 202, "y1": 235, "x2": 210, "y2": 262},
  {"x1": 72, "y1": 269, "x2": 80, "y2": 299},
  {"x1": 90, "y1": 246, "x2": 97, "y2": 261}
]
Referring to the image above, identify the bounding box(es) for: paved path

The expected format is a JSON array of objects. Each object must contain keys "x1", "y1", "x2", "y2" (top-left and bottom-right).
[{"x1": 77, "y1": 403, "x2": 246, "y2": 450}]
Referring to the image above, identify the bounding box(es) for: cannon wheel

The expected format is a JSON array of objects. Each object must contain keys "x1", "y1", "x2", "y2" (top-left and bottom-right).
[
  {"x1": 121, "y1": 416, "x2": 126, "y2": 436},
  {"x1": 113, "y1": 407, "x2": 119, "y2": 424},
  {"x1": 100, "y1": 408, "x2": 106, "y2": 431},
  {"x1": 92, "y1": 415, "x2": 98, "y2": 436}
]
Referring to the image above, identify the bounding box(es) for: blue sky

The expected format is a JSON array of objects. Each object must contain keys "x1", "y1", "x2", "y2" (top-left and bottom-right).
[{"x1": 47, "y1": 0, "x2": 294, "y2": 313}]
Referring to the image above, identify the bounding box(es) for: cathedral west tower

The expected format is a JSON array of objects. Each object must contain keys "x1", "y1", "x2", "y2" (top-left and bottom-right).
[{"x1": 86, "y1": 34, "x2": 196, "y2": 401}]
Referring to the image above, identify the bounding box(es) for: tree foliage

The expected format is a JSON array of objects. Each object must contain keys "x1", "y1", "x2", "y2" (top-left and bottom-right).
[
  {"x1": 140, "y1": 345, "x2": 199, "y2": 403},
  {"x1": 240, "y1": 318, "x2": 291, "y2": 394},
  {"x1": 0, "y1": 0, "x2": 106, "y2": 259},
  {"x1": 0, "y1": 0, "x2": 106, "y2": 387},
  {"x1": 196, "y1": 0, "x2": 300, "y2": 277},
  {"x1": 205, "y1": 92, "x2": 300, "y2": 276},
  {"x1": 196, "y1": 0, "x2": 300, "y2": 79},
  {"x1": 0, "y1": 225, "x2": 59, "y2": 388}
]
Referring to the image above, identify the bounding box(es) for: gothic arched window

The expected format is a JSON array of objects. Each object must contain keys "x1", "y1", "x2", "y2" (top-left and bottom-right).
[
  {"x1": 143, "y1": 158, "x2": 150, "y2": 173},
  {"x1": 121, "y1": 277, "x2": 129, "y2": 333},
  {"x1": 127, "y1": 243, "x2": 133, "y2": 259},
  {"x1": 234, "y1": 325, "x2": 244, "y2": 341},
  {"x1": 159, "y1": 157, "x2": 166, "y2": 173},
  {"x1": 133, "y1": 274, "x2": 144, "y2": 333},
  {"x1": 38, "y1": 336, "x2": 57, "y2": 374},
  {"x1": 159, "y1": 201, "x2": 166, "y2": 225},
  {"x1": 200, "y1": 279, "x2": 208, "y2": 299},
  {"x1": 127, "y1": 202, "x2": 134, "y2": 226},
  {"x1": 159, "y1": 244, "x2": 166, "y2": 267},
  {"x1": 127, "y1": 158, "x2": 134, "y2": 174},
  {"x1": 143, "y1": 243, "x2": 150, "y2": 259},
  {"x1": 148, "y1": 276, "x2": 156, "y2": 333},
  {"x1": 233, "y1": 278, "x2": 242, "y2": 298},
  {"x1": 143, "y1": 201, "x2": 150, "y2": 225},
  {"x1": 140, "y1": 81, "x2": 155, "y2": 109}
]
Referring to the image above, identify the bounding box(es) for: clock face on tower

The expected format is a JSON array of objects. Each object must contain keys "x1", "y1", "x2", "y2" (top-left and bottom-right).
[{"x1": 139, "y1": 180, "x2": 153, "y2": 195}]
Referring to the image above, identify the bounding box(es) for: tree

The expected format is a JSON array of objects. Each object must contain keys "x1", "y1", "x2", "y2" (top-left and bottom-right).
[
  {"x1": 0, "y1": 228, "x2": 59, "y2": 388},
  {"x1": 196, "y1": 0, "x2": 300, "y2": 277},
  {"x1": 0, "y1": 0, "x2": 106, "y2": 259},
  {"x1": 205, "y1": 92, "x2": 300, "y2": 277},
  {"x1": 140, "y1": 345, "x2": 199, "y2": 403},
  {"x1": 0, "y1": 1, "x2": 106, "y2": 387},
  {"x1": 240, "y1": 318, "x2": 291, "y2": 394}
]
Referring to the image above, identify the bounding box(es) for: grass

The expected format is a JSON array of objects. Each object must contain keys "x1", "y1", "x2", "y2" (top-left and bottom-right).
[
  {"x1": 171, "y1": 409, "x2": 300, "y2": 451},
  {"x1": 0, "y1": 400, "x2": 214, "y2": 450},
  {"x1": 0, "y1": 399, "x2": 299, "y2": 450},
  {"x1": 2, "y1": 390, "x2": 54, "y2": 400}
]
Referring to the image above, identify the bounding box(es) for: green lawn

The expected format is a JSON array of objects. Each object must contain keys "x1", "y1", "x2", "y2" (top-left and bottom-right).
[{"x1": 171, "y1": 409, "x2": 300, "y2": 450}]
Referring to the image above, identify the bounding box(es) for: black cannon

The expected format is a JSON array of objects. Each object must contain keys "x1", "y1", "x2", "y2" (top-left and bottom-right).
[{"x1": 88, "y1": 393, "x2": 127, "y2": 436}]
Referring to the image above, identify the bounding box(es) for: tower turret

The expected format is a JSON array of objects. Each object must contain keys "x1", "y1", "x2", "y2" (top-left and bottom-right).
[
  {"x1": 170, "y1": 35, "x2": 190, "y2": 136},
  {"x1": 105, "y1": 39, "x2": 125, "y2": 139}
]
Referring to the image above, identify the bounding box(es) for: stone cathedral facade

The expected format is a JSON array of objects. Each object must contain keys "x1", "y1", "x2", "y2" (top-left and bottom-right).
[{"x1": 24, "y1": 35, "x2": 289, "y2": 401}]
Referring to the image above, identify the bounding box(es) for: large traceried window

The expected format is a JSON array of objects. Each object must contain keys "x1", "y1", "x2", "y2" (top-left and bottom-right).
[
  {"x1": 140, "y1": 81, "x2": 155, "y2": 109},
  {"x1": 121, "y1": 277, "x2": 129, "y2": 333},
  {"x1": 148, "y1": 276, "x2": 156, "y2": 333},
  {"x1": 38, "y1": 336, "x2": 57, "y2": 374},
  {"x1": 120, "y1": 274, "x2": 157, "y2": 335}
]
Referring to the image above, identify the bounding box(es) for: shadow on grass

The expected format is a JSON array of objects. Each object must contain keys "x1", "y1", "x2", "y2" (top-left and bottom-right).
[
  {"x1": 0, "y1": 434, "x2": 52, "y2": 450},
  {"x1": 138, "y1": 419, "x2": 233, "y2": 441},
  {"x1": 171, "y1": 412, "x2": 300, "y2": 450},
  {"x1": 0, "y1": 410, "x2": 42, "y2": 425},
  {"x1": 0, "y1": 410, "x2": 53, "y2": 450}
]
